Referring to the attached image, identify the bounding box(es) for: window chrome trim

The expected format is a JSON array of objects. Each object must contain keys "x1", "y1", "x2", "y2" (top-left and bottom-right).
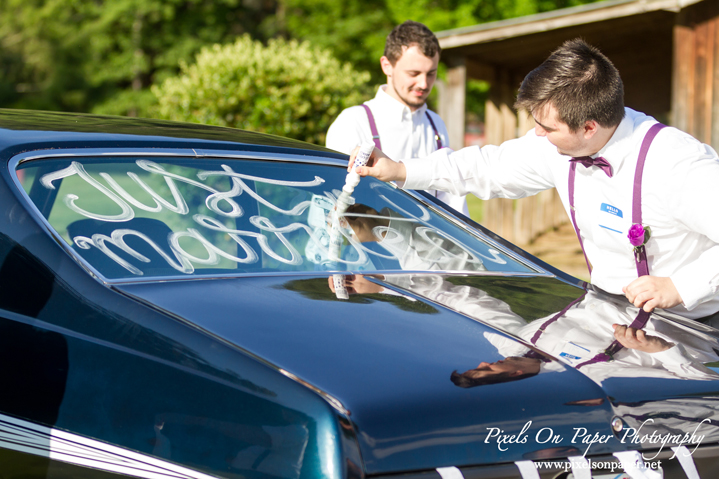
[{"x1": 9, "y1": 147, "x2": 346, "y2": 168}]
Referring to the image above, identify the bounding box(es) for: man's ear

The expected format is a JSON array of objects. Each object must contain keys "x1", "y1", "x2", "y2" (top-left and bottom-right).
[
  {"x1": 583, "y1": 120, "x2": 599, "y2": 139},
  {"x1": 380, "y1": 56, "x2": 393, "y2": 77},
  {"x1": 510, "y1": 370, "x2": 524, "y2": 377}
]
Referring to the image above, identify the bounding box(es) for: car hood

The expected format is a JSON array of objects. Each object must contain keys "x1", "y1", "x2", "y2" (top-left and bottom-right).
[{"x1": 116, "y1": 273, "x2": 719, "y2": 474}]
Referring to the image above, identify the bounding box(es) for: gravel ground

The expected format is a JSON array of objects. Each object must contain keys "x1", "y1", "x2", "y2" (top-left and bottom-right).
[{"x1": 522, "y1": 222, "x2": 590, "y2": 282}]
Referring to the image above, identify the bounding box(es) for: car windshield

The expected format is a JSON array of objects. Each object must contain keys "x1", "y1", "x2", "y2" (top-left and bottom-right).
[{"x1": 15, "y1": 156, "x2": 536, "y2": 280}]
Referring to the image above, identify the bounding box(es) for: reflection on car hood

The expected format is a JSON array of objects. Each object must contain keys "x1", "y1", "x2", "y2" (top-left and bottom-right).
[{"x1": 116, "y1": 273, "x2": 719, "y2": 474}]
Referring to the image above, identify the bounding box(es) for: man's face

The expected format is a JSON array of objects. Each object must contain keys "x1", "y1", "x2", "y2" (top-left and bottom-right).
[
  {"x1": 532, "y1": 103, "x2": 590, "y2": 157},
  {"x1": 462, "y1": 356, "x2": 539, "y2": 380},
  {"x1": 381, "y1": 45, "x2": 439, "y2": 111},
  {"x1": 344, "y1": 204, "x2": 388, "y2": 242}
]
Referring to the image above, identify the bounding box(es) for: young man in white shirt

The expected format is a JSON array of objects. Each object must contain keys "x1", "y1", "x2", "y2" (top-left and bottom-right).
[
  {"x1": 326, "y1": 20, "x2": 468, "y2": 216},
  {"x1": 349, "y1": 39, "x2": 719, "y2": 320}
]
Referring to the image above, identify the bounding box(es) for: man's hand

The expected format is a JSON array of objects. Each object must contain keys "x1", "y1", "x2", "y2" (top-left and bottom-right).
[
  {"x1": 612, "y1": 324, "x2": 673, "y2": 353},
  {"x1": 622, "y1": 275, "x2": 682, "y2": 312},
  {"x1": 348, "y1": 145, "x2": 406, "y2": 182},
  {"x1": 327, "y1": 274, "x2": 385, "y2": 295}
]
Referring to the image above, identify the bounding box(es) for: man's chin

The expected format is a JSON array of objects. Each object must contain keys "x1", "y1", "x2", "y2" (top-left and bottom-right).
[{"x1": 404, "y1": 98, "x2": 427, "y2": 109}]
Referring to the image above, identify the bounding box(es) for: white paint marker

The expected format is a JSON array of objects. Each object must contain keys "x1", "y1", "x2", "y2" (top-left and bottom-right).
[
  {"x1": 336, "y1": 141, "x2": 375, "y2": 216},
  {"x1": 328, "y1": 212, "x2": 343, "y2": 262},
  {"x1": 332, "y1": 274, "x2": 349, "y2": 299},
  {"x1": 329, "y1": 142, "x2": 375, "y2": 261}
]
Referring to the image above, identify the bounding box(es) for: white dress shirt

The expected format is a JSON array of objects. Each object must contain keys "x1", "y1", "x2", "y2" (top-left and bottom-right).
[
  {"x1": 401, "y1": 108, "x2": 719, "y2": 318},
  {"x1": 382, "y1": 275, "x2": 719, "y2": 383},
  {"x1": 376, "y1": 209, "x2": 486, "y2": 272},
  {"x1": 326, "y1": 85, "x2": 469, "y2": 216}
]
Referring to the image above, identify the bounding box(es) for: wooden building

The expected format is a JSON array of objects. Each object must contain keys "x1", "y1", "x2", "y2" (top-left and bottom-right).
[{"x1": 435, "y1": 0, "x2": 719, "y2": 245}]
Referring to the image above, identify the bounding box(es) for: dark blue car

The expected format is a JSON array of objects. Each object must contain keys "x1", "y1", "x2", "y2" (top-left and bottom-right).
[{"x1": 1, "y1": 109, "x2": 717, "y2": 479}]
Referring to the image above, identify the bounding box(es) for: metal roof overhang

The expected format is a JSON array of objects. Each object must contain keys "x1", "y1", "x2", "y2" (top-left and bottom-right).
[
  {"x1": 435, "y1": 0, "x2": 700, "y2": 115},
  {"x1": 436, "y1": 0, "x2": 700, "y2": 73}
]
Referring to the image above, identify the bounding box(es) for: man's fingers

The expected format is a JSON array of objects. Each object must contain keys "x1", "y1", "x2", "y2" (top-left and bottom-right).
[
  {"x1": 635, "y1": 328, "x2": 646, "y2": 342},
  {"x1": 642, "y1": 299, "x2": 656, "y2": 313},
  {"x1": 613, "y1": 324, "x2": 628, "y2": 342},
  {"x1": 630, "y1": 290, "x2": 655, "y2": 312},
  {"x1": 623, "y1": 276, "x2": 682, "y2": 311},
  {"x1": 348, "y1": 145, "x2": 361, "y2": 171},
  {"x1": 625, "y1": 327, "x2": 638, "y2": 342}
]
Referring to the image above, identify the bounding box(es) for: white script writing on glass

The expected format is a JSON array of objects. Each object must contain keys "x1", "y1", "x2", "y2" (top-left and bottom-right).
[{"x1": 39, "y1": 160, "x2": 501, "y2": 276}]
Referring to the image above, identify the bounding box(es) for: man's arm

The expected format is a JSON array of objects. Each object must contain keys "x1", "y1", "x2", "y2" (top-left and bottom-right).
[{"x1": 351, "y1": 130, "x2": 556, "y2": 200}]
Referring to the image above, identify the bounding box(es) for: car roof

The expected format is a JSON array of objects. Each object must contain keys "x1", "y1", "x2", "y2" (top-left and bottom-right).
[{"x1": 0, "y1": 108, "x2": 347, "y2": 161}]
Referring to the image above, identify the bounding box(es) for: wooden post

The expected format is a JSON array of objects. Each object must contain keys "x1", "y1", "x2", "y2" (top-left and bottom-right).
[
  {"x1": 444, "y1": 57, "x2": 466, "y2": 149},
  {"x1": 483, "y1": 68, "x2": 520, "y2": 242},
  {"x1": 672, "y1": 23, "x2": 695, "y2": 135},
  {"x1": 673, "y1": 2, "x2": 719, "y2": 150}
]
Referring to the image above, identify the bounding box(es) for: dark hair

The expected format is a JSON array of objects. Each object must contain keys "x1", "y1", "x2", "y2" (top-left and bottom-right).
[
  {"x1": 515, "y1": 38, "x2": 624, "y2": 131},
  {"x1": 384, "y1": 20, "x2": 441, "y2": 65},
  {"x1": 450, "y1": 369, "x2": 538, "y2": 388}
]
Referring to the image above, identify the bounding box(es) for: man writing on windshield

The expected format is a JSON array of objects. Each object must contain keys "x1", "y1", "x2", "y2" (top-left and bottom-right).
[{"x1": 349, "y1": 39, "x2": 719, "y2": 320}]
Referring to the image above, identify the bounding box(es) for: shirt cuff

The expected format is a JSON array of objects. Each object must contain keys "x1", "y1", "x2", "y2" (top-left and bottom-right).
[
  {"x1": 401, "y1": 157, "x2": 435, "y2": 190},
  {"x1": 671, "y1": 268, "x2": 715, "y2": 311},
  {"x1": 401, "y1": 148, "x2": 453, "y2": 190}
]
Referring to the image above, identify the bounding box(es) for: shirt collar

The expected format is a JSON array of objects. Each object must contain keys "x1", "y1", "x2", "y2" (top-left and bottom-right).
[
  {"x1": 374, "y1": 85, "x2": 427, "y2": 122},
  {"x1": 593, "y1": 109, "x2": 633, "y2": 172}
]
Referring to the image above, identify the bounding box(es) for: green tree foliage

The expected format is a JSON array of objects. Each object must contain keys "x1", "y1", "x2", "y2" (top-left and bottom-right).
[
  {"x1": 0, "y1": 0, "x2": 277, "y2": 114},
  {"x1": 0, "y1": 0, "x2": 602, "y2": 124},
  {"x1": 277, "y1": 0, "x2": 395, "y2": 85},
  {"x1": 151, "y1": 35, "x2": 371, "y2": 144},
  {"x1": 282, "y1": 0, "x2": 602, "y2": 109}
]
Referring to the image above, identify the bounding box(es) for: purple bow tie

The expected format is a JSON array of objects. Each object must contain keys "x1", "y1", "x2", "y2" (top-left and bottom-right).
[
  {"x1": 570, "y1": 156, "x2": 613, "y2": 177},
  {"x1": 522, "y1": 350, "x2": 550, "y2": 362}
]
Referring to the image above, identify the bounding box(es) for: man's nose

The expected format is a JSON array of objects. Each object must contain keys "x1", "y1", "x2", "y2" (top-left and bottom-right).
[
  {"x1": 416, "y1": 75, "x2": 428, "y2": 90},
  {"x1": 534, "y1": 124, "x2": 547, "y2": 137}
]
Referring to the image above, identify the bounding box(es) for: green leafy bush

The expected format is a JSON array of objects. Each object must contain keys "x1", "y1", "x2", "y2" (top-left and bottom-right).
[{"x1": 152, "y1": 35, "x2": 372, "y2": 144}]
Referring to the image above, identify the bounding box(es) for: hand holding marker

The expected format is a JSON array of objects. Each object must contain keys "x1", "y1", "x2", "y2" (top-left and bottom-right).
[
  {"x1": 336, "y1": 141, "x2": 375, "y2": 215},
  {"x1": 329, "y1": 141, "x2": 375, "y2": 299}
]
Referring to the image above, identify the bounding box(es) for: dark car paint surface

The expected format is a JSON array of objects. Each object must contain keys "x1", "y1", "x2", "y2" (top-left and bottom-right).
[{"x1": 1, "y1": 109, "x2": 719, "y2": 478}]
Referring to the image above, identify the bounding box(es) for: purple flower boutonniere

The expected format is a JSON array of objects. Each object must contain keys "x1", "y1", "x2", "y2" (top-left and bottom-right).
[{"x1": 628, "y1": 223, "x2": 651, "y2": 251}]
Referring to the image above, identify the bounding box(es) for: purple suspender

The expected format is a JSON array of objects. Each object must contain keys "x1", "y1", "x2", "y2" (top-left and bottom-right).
[
  {"x1": 632, "y1": 124, "x2": 666, "y2": 277},
  {"x1": 425, "y1": 113, "x2": 443, "y2": 149},
  {"x1": 361, "y1": 104, "x2": 382, "y2": 149},
  {"x1": 530, "y1": 291, "x2": 587, "y2": 345},
  {"x1": 568, "y1": 161, "x2": 592, "y2": 273},
  {"x1": 535, "y1": 123, "x2": 666, "y2": 366},
  {"x1": 361, "y1": 104, "x2": 442, "y2": 151}
]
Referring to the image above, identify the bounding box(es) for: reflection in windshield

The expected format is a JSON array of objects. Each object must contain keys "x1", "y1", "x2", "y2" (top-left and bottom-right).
[
  {"x1": 344, "y1": 203, "x2": 488, "y2": 272},
  {"x1": 17, "y1": 158, "x2": 534, "y2": 279}
]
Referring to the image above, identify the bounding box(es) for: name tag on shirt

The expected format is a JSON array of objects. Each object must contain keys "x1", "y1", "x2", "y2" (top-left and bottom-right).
[
  {"x1": 598, "y1": 202, "x2": 626, "y2": 235},
  {"x1": 558, "y1": 341, "x2": 590, "y2": 366}
]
